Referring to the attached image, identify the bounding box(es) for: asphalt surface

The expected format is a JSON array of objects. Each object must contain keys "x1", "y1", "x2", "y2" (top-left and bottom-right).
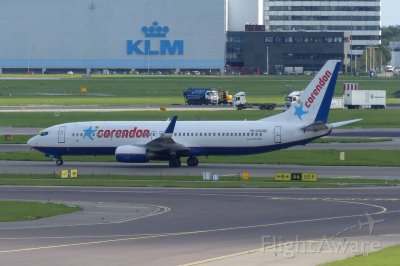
[
  {"x1": 1, "y1": 161, "x2": 399, "y2": 180},
  {"x1": 0, "y1": 186, "x2": 399, "y2": 266}
]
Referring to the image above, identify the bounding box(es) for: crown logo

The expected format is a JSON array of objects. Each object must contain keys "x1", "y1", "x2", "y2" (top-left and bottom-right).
[{"x1": 141, "y1": 21, "x2": 169, "y2": 38}]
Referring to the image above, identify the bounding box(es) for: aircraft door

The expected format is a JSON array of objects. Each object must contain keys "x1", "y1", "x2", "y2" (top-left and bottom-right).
[
  {"x1": 151, "y1": 131, "x2": 157, "y2": 140},
  {"x1": 58, "y1": 126, "x2": 66, "y2": 143},
  {"x1": 274, "y1": 126, "x2": 282, "y2": 143}
]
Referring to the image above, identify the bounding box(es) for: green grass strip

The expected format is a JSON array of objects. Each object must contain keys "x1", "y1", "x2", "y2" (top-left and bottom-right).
[
  {"x1": 0, "y1": 201, "x2": 81, "y2": 222},
  {"x1": 0, "y1": 135, "x2": 33, "y2": 144},
  {"x1": 322, "y1": 244, "x2": 400, "y2": 266},
  {"x1": 0, "y1": 174, "x2": 398, "y2": 188},
  {"x1": 0, "y1": 109, "x2": 399, "y2": 128}
]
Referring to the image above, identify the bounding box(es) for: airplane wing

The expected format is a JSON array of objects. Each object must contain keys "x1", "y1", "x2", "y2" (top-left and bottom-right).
[
  {"x1": 144, "y1": 116, "x2": 190, "y2": 152},
  {"x1": 329, "y1": 119, "x2": 363, "y2": 128}
]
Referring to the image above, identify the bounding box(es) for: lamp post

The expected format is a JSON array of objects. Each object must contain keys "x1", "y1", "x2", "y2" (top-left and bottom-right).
[{"x1": 266, "y1": 46, "x2": 269, "y2": 74}]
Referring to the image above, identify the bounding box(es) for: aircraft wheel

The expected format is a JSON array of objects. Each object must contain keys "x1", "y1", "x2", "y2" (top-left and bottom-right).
[
  {"x1": 56, "y1": 159, "x2": 64, "y2": 166},
  {"x1": 169, "y1": 157, "x2": 181, "y2": 168},
  {"x1": 187, "y1": 157, "x2": 199, "y2": 167}
]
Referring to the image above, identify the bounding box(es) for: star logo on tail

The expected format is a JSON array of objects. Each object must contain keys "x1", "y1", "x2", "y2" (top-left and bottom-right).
[
  {"x1": 83, "y1": 126, "x2": 97, "y2": 140},
  {"x1": 294, "y1": 103, "x2": 308, "y2": 120}
]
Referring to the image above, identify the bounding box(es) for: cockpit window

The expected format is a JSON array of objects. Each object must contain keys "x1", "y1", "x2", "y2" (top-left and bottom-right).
[{"x1": 40, "y1": 132, "x2": 49, "y2": 136}]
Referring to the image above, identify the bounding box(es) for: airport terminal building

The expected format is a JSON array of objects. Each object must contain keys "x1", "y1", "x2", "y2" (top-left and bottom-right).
[
  {"x1": 0, "y1": 0, "x2": 226, "y2": 74},
  {"x1": 0, "y1": 0, "x2": 381, "y2": 74}
]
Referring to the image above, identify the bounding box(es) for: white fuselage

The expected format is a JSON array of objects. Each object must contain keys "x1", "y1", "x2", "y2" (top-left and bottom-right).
[{"x1": 28, "y1": 120, "x2": 330, "y2": 158}]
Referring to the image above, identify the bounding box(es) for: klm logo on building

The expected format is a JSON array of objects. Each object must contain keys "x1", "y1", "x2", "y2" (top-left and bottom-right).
[{"x1": 127, "y1": 21, "x2": 184, "y2": 56}]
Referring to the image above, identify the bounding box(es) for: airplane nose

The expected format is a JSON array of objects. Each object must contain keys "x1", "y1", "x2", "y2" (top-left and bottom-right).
[{"x1": 27, "y1": 136, "x2": 36, "y2": 147}]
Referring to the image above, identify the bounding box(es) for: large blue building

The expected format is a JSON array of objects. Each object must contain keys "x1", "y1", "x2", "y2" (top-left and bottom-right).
[{"x1": 0, "y1": 0, "x2": 226, "y2": 74}]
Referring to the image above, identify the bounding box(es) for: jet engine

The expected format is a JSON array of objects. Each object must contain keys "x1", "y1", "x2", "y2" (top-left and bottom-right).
[{"x1": 115, "y1": 145, "x2": 149, "y2": 163}]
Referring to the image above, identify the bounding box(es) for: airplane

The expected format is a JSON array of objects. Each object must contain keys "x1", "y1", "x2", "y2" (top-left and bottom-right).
[
  {"x1": 27, "y1": 60, "x2": 362, "y2": 167},
  {"x1": 358, "y1": 212, "x2": 385, "y2": 236}
]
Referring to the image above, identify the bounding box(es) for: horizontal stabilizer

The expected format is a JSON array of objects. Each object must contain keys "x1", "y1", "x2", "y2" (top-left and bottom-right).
[
  {"x1": 301, "y1": 121, "x2": 329, "y2": 132},
  {"x1": 330, "y1": 119, "x2": 363, "y2": 128}
]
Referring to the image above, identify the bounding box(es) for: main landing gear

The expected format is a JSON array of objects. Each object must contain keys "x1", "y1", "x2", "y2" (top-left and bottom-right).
[
  {"x1": 168, "y1": 157, "x2": 199, "y2": 167},
  {"x1": 169, "y1": 157, "x2": 181, "y2": 168},
  {"x1": 187, "y1": 157, "x2": 199, "y2": 167},
  {"x1": 56, "y1": 159, "x2": 64, "y2": 166}
]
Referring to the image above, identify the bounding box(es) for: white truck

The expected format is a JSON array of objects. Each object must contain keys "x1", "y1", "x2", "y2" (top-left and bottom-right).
[
  {"x1": 344, "y1": 90, "x2": 386, "y2": 109},
  {"x1": 233, "y1": 92, "x2": 276, "y2": 110},
  {"x1": 284, "y1": 91, "x2": 303, "y2": 109}
]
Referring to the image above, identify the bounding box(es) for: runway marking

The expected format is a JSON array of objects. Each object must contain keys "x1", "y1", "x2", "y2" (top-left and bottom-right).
[
  {"x1": 0, "y1": 202, "x2": 171, "y2": 231},
  {"x1": 7, "y1": 186, "x2": 399, "y2": 204},
  {"x1": 0, "y1": 199, "x2": 388, "y2": 254}
]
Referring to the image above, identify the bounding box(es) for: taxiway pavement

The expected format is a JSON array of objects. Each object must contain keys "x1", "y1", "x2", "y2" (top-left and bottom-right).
[{"x1": 0, "y1": 186, "x2": 399, "y2": 266}]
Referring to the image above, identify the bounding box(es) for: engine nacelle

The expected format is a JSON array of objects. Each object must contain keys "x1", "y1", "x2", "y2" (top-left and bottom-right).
[{"x1": 115, "y1": 145, "x2": 149, "y2": 163}]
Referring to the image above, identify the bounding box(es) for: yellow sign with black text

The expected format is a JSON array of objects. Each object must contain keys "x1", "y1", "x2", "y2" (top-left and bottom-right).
[
  {"x1": 275, "y1": 172, "x2": 317, "y2": 182},
  {"x1": 275, "y1": 172, "x2": 291, "y2": 181},
  {"x1": 301, "y1": 173, "x2": 317, "y2": 182},
  {"x1": 60, "y1": 170, "x2": 78, "y2": 179}
]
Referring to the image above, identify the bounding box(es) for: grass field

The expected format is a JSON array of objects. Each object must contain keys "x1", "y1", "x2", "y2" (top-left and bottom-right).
[
  {"x1": 0, "y1": 135, "x2": 31, "y2": 144},
  {"x1": 1, "y1": 149, "x2": 399, "y2": 167},
  {"x1": 322, "y1": 244, "x2": 400, "y2": 266},
  {"x1": 0, "y1": 108, "x2": 399, "y2": 128},
  {"x1": 0, "y1": 174, "x2": 398, "y2": 188},
  {"x1": 1, "y1": 75, "x2": 399, "y2": 106},
  {"x1": 0, "y1": 200, "x2": 81, "y2": 222}
]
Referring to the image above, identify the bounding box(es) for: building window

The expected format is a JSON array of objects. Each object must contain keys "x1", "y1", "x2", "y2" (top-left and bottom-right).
[
  {"x1": 264, "y1": 37, "x2": 274, "y2": 43},
  {"x1": 334, "y1": 37, "x2": 343, "y2": 43},
  {"x1": 294, "y1": 37, "x2": 304, "y2": 43},
  {"x1": 284, "y1": 37, "x2": 294, "y2": 43},
  {"x1": 304, "y1": 37, "x2": 314, "y2": 43}
]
